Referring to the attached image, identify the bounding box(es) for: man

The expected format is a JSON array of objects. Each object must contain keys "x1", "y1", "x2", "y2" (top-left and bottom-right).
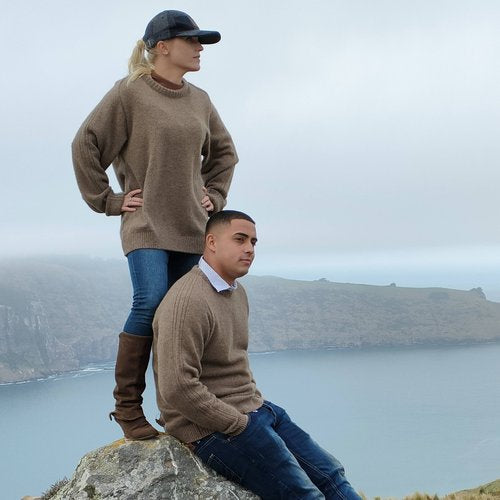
[{"x1": 153, "y1": 210, "x2": 361, "y2": 499}]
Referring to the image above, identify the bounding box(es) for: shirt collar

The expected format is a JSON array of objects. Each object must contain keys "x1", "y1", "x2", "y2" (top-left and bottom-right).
[{"x1": 198, "y1": 257, "x2": 238, "y2": 293}]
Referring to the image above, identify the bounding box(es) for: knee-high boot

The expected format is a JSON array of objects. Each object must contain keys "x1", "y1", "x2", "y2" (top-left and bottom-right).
[{"x1": 109, "y1": 332, "x2": 159, "y2": 440}]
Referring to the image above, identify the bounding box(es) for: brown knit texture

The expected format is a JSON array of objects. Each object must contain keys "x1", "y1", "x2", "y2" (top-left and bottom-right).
[
  {"x1": 153, "y1": 266, "x2": 263, "y2": 443},
  {"x1": 72, "y1": 75, "x2": 238, "y2": 255}
]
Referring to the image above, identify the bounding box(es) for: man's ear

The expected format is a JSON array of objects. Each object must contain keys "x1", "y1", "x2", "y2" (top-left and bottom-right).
[{"x1": 205, "y1": 233, "x2": 216, "y2": 253}]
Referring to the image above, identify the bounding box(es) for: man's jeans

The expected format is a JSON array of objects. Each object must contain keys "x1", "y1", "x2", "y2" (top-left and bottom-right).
[
  {"x1": 123, "y1": 249, "x2": 200, "y2": 337},
  {"x1": 194, "y1": 401, "x2": 361, "y2": 500}
]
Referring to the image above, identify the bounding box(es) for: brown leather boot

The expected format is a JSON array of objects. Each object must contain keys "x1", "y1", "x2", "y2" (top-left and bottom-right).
[{"x1": 109, "y1": 332, "x2": 159, "y2": 440}]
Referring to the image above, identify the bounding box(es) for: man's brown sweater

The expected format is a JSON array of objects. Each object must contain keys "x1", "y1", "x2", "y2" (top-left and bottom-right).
[
  {"x1": 72, "y1": 75, "x2": 238, "y2": 255},
  {"x1": 153, "y1": 266, "x2": 263, "y2": 443}
]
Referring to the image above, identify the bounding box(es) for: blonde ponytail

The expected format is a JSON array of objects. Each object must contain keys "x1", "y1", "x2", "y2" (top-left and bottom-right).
[{"x1": 127, "y1": 39, "x2": 155, "y2": 84}]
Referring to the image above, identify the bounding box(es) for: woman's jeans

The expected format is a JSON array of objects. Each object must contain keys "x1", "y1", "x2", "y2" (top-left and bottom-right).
[
  {"x1": 123, "y1": 249, "x2": 200, "y2": 337},
  {"x1": 194, "y1": 401, "x2": 361, "y2": 500}
]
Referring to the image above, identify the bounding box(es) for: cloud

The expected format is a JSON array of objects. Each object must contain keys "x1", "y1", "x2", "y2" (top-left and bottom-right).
[{"x1": 2, "y1": 0, "x2": 499, "y2": 266}]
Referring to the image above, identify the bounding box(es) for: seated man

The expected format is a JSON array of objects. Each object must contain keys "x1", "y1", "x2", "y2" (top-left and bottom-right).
[{"x1": 153, "y1": 210, "x2": 361, "y2": 499}]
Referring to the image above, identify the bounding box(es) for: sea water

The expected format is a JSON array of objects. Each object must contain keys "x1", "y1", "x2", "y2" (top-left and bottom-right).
[{"x1": 1, "y1": 343, "x2": 499, "y2": 499}]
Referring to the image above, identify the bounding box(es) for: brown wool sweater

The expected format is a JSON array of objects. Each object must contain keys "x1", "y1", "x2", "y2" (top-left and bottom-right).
[
  {"x1": 153, "y1": 266, "x2": 263, "y2": 443},
  {"x1": 72, "y1": 75, "x2": 238, "y2": 255}
]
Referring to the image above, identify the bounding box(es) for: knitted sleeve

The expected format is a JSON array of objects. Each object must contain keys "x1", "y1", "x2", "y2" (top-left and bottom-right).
[
  {"x1": 201, "y1": 102, "x2": 239, "y2": 213},
  {"x1": 155, "y1": 286, "x2": 248, "y2": 436},
  {"x1": 71, "y1": 81, "x2": 128, "y2": 216}
]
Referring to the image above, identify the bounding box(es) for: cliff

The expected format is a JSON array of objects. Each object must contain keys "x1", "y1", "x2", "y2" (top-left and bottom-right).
[
  {"x1": 2, "y1": 256, "x2": 500, "y2": 384},
  {"x1": 0, "y1": 257, "x2": 128, "y2": 383},
  {"x1": 0, "y1": 300, "x2": 78, "y2": 382}
]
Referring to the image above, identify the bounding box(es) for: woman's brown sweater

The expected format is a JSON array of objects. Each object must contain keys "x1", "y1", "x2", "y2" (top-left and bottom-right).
[{"x1": 72, "y1": 75, "x2": 238, "y2": 255}]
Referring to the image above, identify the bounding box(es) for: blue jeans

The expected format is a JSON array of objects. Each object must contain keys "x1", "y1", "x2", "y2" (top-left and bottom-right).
[
  {"x1": 194, "y1": 401, "x2": 361, "y2": 500},
  {"x1": 123, "y1": 249, "x2": 200, "y2": 337}
]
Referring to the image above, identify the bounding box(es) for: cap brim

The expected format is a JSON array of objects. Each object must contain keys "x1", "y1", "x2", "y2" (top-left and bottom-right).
[{"x1": 176, "y1": 29, "x2": 221, "y2": 44}]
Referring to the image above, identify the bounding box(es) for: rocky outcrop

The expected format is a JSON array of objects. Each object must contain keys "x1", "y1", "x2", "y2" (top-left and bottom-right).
[{"x1": 49, "y1": 433, "x2": 258, "y2": 500}]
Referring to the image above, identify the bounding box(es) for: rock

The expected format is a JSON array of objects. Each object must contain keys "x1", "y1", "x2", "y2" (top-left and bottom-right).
[{"x1": 50, "y1": 433, "x2": 259, "y2": 499}]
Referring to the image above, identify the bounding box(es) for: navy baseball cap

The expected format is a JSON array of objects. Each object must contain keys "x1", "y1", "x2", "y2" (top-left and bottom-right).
[{"x1": 143, "y1": 10, "x2": 221, "y2": 48}]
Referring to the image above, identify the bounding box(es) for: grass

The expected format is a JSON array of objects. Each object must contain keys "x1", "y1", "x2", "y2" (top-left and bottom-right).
[
  {"x1": 358, "y1": 480, "x2": 500, "y2": 500},
  {"x1": 40, "y1": 478, "x2": 68, "y2": 499}
]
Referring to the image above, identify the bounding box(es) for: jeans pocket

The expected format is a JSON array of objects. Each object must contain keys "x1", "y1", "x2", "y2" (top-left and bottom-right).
[
  {"x1": 194, "y1": 434, "x2": 217, "y2": 456},
  {"x1": 207, "y1": 453, "x2": 242, "y2": 483},
  {"x1": 262, "y1": 401, "x2": 278, "y2": 424}
]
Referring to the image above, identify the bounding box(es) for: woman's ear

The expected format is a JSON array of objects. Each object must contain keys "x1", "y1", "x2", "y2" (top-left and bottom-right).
[{"x1": 156, "y1": 40, "x2": 169, "y2": 55}]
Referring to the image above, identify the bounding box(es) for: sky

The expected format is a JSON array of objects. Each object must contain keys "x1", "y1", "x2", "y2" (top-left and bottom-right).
[{"x1": 1, "y1": 0, "x2": 500, "y2": 292}]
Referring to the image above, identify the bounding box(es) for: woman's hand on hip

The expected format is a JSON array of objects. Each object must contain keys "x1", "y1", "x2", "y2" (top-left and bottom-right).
[
  {"x1": 121, "y1": 189, "x2": 143, "y2": 212},
  {"x1": 201, "y1": 187, "x2": 214, "y2": 212}
]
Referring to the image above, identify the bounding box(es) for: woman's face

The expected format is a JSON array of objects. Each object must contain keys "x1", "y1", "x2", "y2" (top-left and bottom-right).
[{"x1": 163, "y1": 37, "x2": 204, "y2": 73}]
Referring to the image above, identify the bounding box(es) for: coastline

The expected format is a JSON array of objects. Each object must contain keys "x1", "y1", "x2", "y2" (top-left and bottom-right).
[{"x1": 3, "y1": 340, "x2": 500, "y2": 385}]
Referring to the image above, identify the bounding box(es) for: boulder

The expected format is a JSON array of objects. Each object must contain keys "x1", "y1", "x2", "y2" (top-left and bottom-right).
[{"x1": 50, "y1": 433, "x2": 259, "y2": 499}]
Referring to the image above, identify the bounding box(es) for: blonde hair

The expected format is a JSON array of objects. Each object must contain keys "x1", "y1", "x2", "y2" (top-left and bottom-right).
[{"x1": 127, "y1": 39, "x2": 156, "y2": 84}]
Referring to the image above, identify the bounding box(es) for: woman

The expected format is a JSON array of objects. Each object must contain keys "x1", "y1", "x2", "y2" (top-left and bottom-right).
[{"x1": 72, "y1": 10, "x2": 238, "y2": 440}]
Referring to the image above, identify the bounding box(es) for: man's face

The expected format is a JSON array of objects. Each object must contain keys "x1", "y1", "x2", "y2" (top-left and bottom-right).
[{"x1": 206, "y1": 219, "x2": 257, "y2": 284}]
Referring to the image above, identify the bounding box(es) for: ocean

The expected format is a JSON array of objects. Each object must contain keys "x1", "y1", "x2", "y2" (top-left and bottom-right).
[{"x1": 1, "y1": 343, "x2": 499, "y2": 499}]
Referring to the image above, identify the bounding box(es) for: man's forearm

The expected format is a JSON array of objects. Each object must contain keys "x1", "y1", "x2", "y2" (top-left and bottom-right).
[{"x1": 160, "y1": 373, "x2": 249, "y2": 437}]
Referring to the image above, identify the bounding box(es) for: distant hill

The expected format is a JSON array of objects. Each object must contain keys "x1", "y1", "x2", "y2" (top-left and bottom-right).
[
  {"x1": 243, "y1": 275, "x2": 500, "y2": 351},
  {"x1": 1, "y1": 256, "x2": 500, "y2": 384}
]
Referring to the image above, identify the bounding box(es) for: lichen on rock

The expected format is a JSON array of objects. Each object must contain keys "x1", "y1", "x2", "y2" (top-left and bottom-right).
[{"x1": 48, "y1": 433, "x2": 258, "y2": 499}]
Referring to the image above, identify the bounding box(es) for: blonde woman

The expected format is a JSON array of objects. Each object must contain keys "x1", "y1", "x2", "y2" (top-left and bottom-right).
[{"x1": 72, "y1": 10, "x2": 238, "y2": 440}]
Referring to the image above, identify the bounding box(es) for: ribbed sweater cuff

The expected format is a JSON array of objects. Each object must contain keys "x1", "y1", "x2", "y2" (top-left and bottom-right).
[
  {"x1": 208, "y1": 190, "x2": 225, "y2": 213},
  {"x1": 105, "y1": 193, "x2": 124, "y2": 216},
  {"x1": 229, "y1": 413, "x2": 249, "y2": 437}
]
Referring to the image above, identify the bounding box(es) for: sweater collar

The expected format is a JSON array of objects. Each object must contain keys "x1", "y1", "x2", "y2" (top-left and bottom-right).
[
  {"x1": 143, "y1": 74, "x2": 191, "y2": 97},
  {"x1": 151, "y1": 71, "x2": 184, "y2": 90},
  {"x1": 198, "y1": 257, "x2": 238, "y2": 292}
]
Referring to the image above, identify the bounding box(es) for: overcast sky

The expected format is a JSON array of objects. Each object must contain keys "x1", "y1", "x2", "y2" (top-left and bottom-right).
[{"x1": 2, "y1": 0, "x2": 499, "y2": 288}]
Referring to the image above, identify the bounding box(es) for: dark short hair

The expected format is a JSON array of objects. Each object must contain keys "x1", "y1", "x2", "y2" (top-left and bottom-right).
[{"x1": 205, "y1": 210, "x2": 255, "y2": 236}]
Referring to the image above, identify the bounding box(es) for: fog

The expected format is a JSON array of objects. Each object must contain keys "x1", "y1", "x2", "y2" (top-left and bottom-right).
[{"x1": 2, "y1": 0, "x2": 499, "y2": 293}]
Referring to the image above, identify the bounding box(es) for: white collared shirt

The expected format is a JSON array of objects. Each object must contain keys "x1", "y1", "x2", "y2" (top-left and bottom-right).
[{"x1": 198, "y1": 257, "x2": 238, "y2": 293}]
